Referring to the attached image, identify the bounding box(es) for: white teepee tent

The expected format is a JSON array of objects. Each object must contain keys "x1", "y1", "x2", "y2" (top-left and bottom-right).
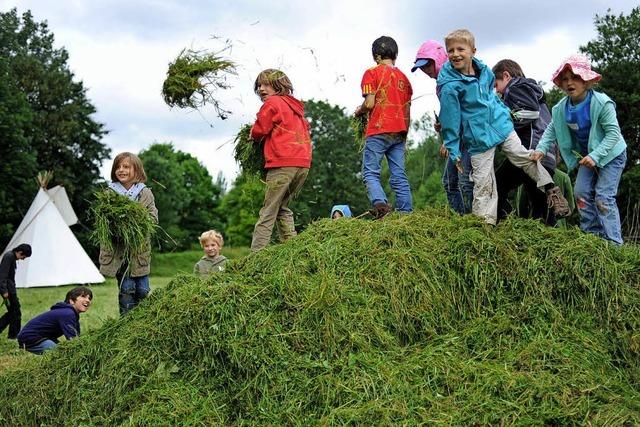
[{"x1": 3, "y1": 185, "x2": 104, "y2": 288}]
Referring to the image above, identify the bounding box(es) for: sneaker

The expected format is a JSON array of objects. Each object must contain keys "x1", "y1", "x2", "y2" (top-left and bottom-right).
[
  {"x1": 369, "y1": 202, "x2": 393, "y2": 219},
  {"x1": 546, "y1": 186, "x2": 572, "y2": 218}
]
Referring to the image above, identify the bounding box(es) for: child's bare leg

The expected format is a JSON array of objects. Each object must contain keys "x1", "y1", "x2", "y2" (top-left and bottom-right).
[{"x1": 470, "y1": 147, "x2": 498, "y2": 225}]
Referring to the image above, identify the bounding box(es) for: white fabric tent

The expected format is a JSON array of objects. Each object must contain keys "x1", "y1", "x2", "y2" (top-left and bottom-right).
[{"x1": 3, "y1": 186, "x2": 105, "y2": 288}]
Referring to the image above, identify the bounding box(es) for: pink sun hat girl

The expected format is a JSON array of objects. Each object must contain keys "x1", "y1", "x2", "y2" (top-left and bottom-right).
[
  {"x1": 411, "y1": 40, "x2": 449, "y2": 75},
  {"x1": 551, "y1": 53, "x2": 602, "y2": 88}
]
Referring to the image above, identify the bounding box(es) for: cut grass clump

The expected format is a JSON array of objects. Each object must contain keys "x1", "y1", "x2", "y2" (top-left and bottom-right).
[
  {"x1": 162, "y1": 48, "x2": 236, "y2": 116},
  {"x1": 350, "y1": 114, "x2": 367, "y2": 151},
  {"x1": 233, "y1": 123, "x2": 265, "y2": 177},
  {"x1": 1, "y1": 209, "x2": 640, "y2": 425},
  {"x1": 90, "y1": 190, "x2": 157, "y2": 260}
]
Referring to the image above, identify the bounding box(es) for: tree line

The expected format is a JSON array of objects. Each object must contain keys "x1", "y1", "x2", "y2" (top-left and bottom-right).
[{"x1": 1, "y1": 7, "x2": 639, "y2": 253}]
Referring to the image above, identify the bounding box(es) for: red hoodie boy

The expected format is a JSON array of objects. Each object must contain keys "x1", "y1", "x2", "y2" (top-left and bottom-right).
[{"x1": 249, "y1": 69, "x2": 312, "y2": 252}]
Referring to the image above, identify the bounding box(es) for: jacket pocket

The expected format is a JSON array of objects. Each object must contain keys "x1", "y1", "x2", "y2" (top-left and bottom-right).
[
  {"x1": 136, "y1": 250, "x2": 151, "y2": 267},
  {"x1": 99, "y1": 250, "x2": 114, "y2": 266}
]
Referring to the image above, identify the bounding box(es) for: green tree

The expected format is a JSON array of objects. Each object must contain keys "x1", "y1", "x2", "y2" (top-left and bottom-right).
[
  {"x1": 544, "y1": 86, "x2": 565, "y2": 109},
  {"x1": 139, "y1": 143, "x2": 224, "y2": 251},
  {"x1": 0, "y1": 9, "x2": 110, "y2": 248},
  {"x1": 581, "y1": 7, "x2": 640, "y2": 166}
]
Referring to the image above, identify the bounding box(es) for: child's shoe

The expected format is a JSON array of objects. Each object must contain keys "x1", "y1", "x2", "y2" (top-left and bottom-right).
[
  {"x1": 370, "y1": 202, "x2": 393, "y2": 219},
  {"x1": 546, "y1": 186, "x2": 572, "y2": 218}
]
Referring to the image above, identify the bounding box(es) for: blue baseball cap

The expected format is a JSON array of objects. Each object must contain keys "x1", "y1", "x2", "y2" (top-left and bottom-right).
[{"x1": 411, "y1": 58, "x2": 431, "y2": 72}]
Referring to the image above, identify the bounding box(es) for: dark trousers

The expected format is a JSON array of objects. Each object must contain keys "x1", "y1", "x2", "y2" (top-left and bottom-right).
[
  {"x1": 496, "y1": 161, "x2": 556, "y2": 226},
  {"x1": 0, "y1": 293, "x2": 21, "y2": 339}
]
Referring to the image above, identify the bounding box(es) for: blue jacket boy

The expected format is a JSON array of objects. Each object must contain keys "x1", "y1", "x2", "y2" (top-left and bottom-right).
[{"x1": 437, "y1": 57, "x2": 514, "y2": 163}]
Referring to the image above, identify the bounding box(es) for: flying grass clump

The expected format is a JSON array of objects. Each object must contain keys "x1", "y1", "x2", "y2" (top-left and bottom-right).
[
  {"x1": 233, "y1": 123, "x2": 265, "y2": 177},
  {"x1": 2, "y1": 210, "x2": 640, "y2": 425},
  {"x1": 90, "y1": 190, "x2": 157, "y2": 260},
  {"x1": 162, "y1": 48, "x2": 236, "y2": 117}
]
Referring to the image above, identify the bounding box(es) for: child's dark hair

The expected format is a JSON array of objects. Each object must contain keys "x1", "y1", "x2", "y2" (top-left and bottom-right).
[
  {"x1": 372, "y1": 36, "x2": 398, "y2": 62},
  {"x1": 13, "y1": 243, "x2": 32, "y2": 257},
  {"x1": 492, "y1": 59, "x2": 525, "y2": 78},
  {"x1": 254, "y1": 69, "x2": 293, "y2": 96},
  {"x1": 65, "y1": 286, "x2": 93, "y2": 303},
  {"x1": 111, "y1": 152, "x2": 147, "y2": 184}
]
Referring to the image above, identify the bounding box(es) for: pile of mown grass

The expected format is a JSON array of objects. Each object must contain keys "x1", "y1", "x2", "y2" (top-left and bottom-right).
[{"x1": 1, "y1": 209, "x2": 639, "y2": 425}]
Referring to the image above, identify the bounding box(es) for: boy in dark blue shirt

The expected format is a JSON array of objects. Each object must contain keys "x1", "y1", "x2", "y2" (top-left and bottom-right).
[{"x1": 17, "y1": 286, "x2": 93, "y2": 355}]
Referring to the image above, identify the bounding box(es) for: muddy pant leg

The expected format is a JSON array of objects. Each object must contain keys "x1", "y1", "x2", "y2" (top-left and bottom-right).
[
  {"x1": 276, "y1": 168, "x2": 309, "y2": 242},
  {"x1": 470, "y1": 147, "x2": 498, "y2": 225},
  {"x1": 501, "y1": 131, "x2": 553, "y2": 189},
  {"x1": 575, "y1": 151, "x2": 626, "y2": 245},
  {"x1": 252, "y1": 168, "x2": 299, "y2": 252}
]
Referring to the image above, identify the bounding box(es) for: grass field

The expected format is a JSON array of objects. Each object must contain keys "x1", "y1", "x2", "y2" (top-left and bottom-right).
[{"x1": 0, "y1": 247, "x2": 250, "y2": 370}]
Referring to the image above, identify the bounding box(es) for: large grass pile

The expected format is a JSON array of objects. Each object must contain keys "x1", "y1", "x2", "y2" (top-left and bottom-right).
[{"x1": 1, "y1": 209, "x2": 639, "y2": 425}]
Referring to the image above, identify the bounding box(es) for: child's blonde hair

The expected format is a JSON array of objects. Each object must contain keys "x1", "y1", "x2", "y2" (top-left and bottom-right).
[
  {"x1": 199, "y1": 230, "x2": 224, "y2": 248},
  {"x1": 444, "y1": 29, "x2": 476, "y2": 50},
  {"x1": 254, "y1": 69, "x2": 293, "y2": 96},
  {"x1": 111, "y1": 152, "x2": 147, "y2": 183}
]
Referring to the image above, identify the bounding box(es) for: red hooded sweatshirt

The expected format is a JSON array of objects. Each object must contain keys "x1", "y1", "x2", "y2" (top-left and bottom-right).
[{"x1": 250, "y1": 95, "x2": 312, "y2": 169}]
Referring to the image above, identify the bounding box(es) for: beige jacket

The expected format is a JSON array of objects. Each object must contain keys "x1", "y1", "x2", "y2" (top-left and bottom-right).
[{"x1": 99, "y1": 187, "x2": 159, "y2": 277}]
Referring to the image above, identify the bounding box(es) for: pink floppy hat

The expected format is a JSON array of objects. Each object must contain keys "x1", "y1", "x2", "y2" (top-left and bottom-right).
[{"x1": 551, "y1": 53, "x2": 602, "y2": 87}]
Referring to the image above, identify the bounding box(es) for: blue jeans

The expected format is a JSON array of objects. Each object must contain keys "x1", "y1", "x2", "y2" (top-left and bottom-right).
[
  {"x1": 442, "y1": 147, "x2": 473, "y2": 214},
  {"x1": 24, "y1": 339, "x2": 57, "y2": 355},
  {"x1": 574, "y1": 151, "x2": 626, "y2": 245},
  {"x1": 118, "y1": 274, "x2": 150, "y2": 315},
  {"x1": 362, "y1": 134, "x2": 413, "y2": 212}
]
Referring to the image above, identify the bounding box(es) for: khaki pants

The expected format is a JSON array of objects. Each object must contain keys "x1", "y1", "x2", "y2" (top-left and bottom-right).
[
  {"x1": 251, "y1": 167, "x2": 309, "y2": 252},
  {"x1": 471, "y1": 131, "x2": 553, "y2": 225}
]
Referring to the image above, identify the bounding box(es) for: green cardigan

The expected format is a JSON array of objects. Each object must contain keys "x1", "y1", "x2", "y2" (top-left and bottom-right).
[{"x1": 536, "y1": 90, "x2": 626, "y2": 170}]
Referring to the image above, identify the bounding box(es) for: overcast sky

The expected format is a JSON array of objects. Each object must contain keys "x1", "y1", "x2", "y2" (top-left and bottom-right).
[{"x1": 5, "y1": 0, "x2": 637, "y2": 186}]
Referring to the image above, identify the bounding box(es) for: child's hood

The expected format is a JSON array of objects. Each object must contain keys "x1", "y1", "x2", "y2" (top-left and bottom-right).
[
  {"x1": 50, "y1": 302, "x2": 75, "y2": 312},
  {"x1": 507, "y1": 77, "x2": 545, "y2": 102},
  {"x1": 278, "y1": 95, "x2": 305, "y2": 118}
]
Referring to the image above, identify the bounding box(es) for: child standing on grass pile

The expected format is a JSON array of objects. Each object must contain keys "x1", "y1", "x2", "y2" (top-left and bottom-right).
[
  {"x1": 17, "y1": 287, "x2": 92, "y2": 355},
  {"x1": 437, "y1": 29, "x2": 571, "y2": 225},
  {"x1": 412, "y1": 40, "x2": 473, "y2": 215},
  {"x1": 492, "y1": 59, "x2": 559, "y2": 226},
  {"x1": 531, "y1": 54, "x2": 627, "y2": 245},
  {"x1": 250, "y1": 69, "x2": 312, "y2": 252},
  {"x1": 194, "y1": 230, "x2": 227, "y2": 276},
  {"x1": 355, "y1": 36, "x2": 413, "y2": 218},
  {"x1": 99, "y1": 152, "x2": 158, "y2": 315}
]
